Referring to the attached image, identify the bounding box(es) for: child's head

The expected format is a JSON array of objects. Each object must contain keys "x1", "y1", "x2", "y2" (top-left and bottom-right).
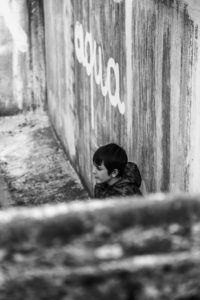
[{"x1": 93, "y1": 143, "x2": 128, "y2": 184}]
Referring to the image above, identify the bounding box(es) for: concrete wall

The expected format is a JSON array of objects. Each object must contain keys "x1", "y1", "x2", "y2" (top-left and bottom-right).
[
  {"x1": 0, "y1": 0, "x2": 46, "y2": 115},
  {"x1": 44, "y1": 0, "x2": 200, "y2": 195},
  {"x1": 0, "y1": 15, "x2": 13, "y2": 114},
  {"x1": 0, "y1": 194, "x2": 200, "y2": 299}
]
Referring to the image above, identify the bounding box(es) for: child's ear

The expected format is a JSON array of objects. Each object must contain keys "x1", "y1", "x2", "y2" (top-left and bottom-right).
[{"x1": 112, "y1": 169, "x2": 119, "y2": 177}]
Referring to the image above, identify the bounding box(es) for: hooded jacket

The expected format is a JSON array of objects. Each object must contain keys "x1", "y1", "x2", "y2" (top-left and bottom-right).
[{"x1": 94, "y1": 162, "x2": 142, "y2": 199}]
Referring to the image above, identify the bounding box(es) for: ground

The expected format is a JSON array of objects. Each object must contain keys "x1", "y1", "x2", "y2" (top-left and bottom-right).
[{"x1": 0, "y1": 111, "x2": 89, "y2": 207}]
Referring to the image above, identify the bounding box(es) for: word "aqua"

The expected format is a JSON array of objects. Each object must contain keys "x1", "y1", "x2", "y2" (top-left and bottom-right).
[{"x1": 74, "y1": 21, "x2": 125, "y2": 115}]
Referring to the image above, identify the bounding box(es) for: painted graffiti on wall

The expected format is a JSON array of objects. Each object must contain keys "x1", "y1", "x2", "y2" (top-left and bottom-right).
[{"x1": 74, "y1": 21, "x2": 125, "y2": 116}]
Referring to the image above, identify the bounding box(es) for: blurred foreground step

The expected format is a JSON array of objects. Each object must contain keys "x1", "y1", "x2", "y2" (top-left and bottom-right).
[{"x1": 0, "y1": 194, "x2": 200, "y2": 299}]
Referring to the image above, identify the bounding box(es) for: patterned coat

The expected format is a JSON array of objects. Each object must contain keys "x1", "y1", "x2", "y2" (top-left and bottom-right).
[{"x1": 94, "y1": 162, "x2": 142, "y2": 199}]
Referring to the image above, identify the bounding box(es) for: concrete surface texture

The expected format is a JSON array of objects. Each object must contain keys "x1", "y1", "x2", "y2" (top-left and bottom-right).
[
  {"x1": 44, "y1": 0, "x2": 200, "y2": 195},
  {"x1": 0, "y1": 111, "x2": 89, "y2": 207},
  {"x1": 0, "y1": 174, "x2": 12, "y2": 207}
]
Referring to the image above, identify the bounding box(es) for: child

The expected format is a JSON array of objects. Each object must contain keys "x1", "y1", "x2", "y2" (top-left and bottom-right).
[{"x1": 93, "y1": 143, "x2": 142, "y2": 198}]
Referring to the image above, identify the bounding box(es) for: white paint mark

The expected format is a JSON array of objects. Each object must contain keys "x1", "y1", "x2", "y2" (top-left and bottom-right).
[
  {"x1": 84, "y1": 31, "x2": 94, "y2": 76},
  {"x1": 74, "y1": 21, "x2": 125, "y2": 116}
]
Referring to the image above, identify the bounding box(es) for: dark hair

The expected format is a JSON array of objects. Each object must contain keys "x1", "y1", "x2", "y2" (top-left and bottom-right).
[{"x1": 93, "y1": 143, "x2": 128, "y2": 176}]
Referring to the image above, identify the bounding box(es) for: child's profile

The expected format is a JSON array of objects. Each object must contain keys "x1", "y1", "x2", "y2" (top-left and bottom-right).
[{"x1": 93, "y1": 143, "x2": 142, "y2": 198}]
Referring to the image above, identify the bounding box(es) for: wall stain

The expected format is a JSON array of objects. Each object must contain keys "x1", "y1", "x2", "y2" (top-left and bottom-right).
[{"x1": 161, "y1": 27, "x2": 171, "y2": 191}]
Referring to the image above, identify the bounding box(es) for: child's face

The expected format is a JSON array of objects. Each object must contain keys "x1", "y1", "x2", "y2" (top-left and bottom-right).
[{"x1": 93, "y1": 162, "x2": 113, "y2": 184}]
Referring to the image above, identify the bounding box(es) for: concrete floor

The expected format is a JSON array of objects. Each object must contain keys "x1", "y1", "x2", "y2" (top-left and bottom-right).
[
  {"x1": 0, "y1": 111, "x2": 89, "y2": 207},
  {"x1": 0, "y1": 173, "x2": 13, "y2": 207}
]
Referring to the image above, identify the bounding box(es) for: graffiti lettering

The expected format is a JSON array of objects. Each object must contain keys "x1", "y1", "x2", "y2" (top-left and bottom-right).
[{"x1": 75, "y1": 21, "x2": 125, "y2": 115}]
